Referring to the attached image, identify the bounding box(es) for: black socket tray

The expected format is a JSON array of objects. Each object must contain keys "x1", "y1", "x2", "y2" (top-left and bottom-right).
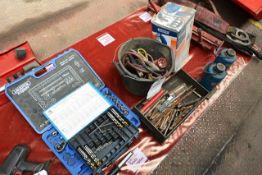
[{"x1": 133, "y1": 70, "x2": 209, "y2": 142}]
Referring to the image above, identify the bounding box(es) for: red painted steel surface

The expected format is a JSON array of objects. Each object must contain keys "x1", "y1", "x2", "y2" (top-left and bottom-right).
[
  {"x1": 0, "y1": 7, "x2": 251, "y2": 175},
  {"x1": 0, "y1": 41, "x2": 36, "y2": 87},
  {"x1": 233, "y1": 0, "x2": 262, "y2": 20}
]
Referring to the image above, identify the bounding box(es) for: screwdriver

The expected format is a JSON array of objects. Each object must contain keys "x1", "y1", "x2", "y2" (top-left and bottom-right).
[
  {"x1": 108, "y1": 151, "x2": 133, "y2": 175},
  {"x1": 140, "y1": 89, "x2": 165, "y2": 114}
]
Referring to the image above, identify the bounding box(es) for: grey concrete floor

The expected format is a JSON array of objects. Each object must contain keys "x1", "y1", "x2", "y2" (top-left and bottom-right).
[
  {"x1": 0, "y1": 0, "x2": 146, "y2": 61},
  {"x1": 208, "y1": 94, "x2": 262, "y2": 175}
]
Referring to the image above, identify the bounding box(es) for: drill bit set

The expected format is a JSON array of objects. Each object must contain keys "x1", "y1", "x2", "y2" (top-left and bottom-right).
[
  {"x1": 5, "y1": 49, "x2": 140, "y2": 175},
  {"x1": 134, "y1": 70, "x2": 209, "y2": 142},
  {"x1": 68, "y1": 106, "x2": 138, "y2": 173}
]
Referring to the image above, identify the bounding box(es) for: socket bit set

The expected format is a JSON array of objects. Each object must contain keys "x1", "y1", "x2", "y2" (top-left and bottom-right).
[
  {"x1": 42, "y1": 104, "x2": 139, "y2": 175},
  {"x1": 5, "y1": 49, "x2": 140, "y2": 175},
  {"x1": 68, "y1": 106, "x2": 138, "y2": 173},
  {"x1": 133, "y1": 70, "x2": 209, "y2": 142}
]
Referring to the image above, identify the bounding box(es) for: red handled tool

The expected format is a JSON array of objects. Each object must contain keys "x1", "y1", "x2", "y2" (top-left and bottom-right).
[{"x1": 141, "y1": 89, "x2": 165, "y2": 113}]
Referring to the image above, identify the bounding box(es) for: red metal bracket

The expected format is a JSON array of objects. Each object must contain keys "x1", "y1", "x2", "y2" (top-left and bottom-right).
[
  {"x1": 192, "y1": 25, "x2": 224, "y2": 50},
  {"x1": 0, "y1": 41, "x2": 38, "y2": 87}
]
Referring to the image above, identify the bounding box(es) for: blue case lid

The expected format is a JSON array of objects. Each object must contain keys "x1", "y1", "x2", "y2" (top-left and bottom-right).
[{"x1": 5, "y1": 49, "x2": 105, "y2": 134}]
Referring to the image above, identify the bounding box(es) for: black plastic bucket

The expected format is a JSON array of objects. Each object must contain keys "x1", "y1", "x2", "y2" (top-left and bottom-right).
[{"x1": 113, "y1": 37, "x2": 174, "y2": 96}]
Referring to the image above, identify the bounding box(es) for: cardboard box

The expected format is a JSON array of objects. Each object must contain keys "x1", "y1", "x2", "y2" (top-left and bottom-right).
[{"x1": 151, "y1": 2, "x2": 196, "y2": 72}]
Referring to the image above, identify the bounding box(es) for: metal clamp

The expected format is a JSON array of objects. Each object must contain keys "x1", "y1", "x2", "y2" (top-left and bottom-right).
[{"x1": 226, "y1": 27, "x2": 252, "y2": 46}]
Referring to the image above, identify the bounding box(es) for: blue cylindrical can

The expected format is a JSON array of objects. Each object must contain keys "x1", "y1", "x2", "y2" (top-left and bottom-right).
[
  {"x1": 200, "y1": 63, "x2": 227, "y2": 91},
  {"x1": 215, "y1": 48, "x2": 236, "y2": 67}
]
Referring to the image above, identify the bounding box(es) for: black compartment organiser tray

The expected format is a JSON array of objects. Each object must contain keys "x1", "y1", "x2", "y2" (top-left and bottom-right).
[
  {"x1": 69, "y1": 106, "x2": 138, "y2": 173},
  {"x1": 133, "y1": 70, "x2": 209, "y2": 142}
]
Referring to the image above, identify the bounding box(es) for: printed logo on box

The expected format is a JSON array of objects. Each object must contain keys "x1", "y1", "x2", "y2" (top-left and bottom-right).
[{"x1": 11, "y1": 80, "x2": 31, "y2": 95}]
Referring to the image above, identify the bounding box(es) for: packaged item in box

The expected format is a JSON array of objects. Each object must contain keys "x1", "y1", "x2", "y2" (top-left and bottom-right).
[{"x1": 151, "y1": 2, "x2": 196, "y2": 72}]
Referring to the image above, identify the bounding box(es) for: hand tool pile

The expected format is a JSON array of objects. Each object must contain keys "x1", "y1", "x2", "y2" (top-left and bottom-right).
[
  {"x1": 133, "y1": 70, "x2": 209, "y2": 142},
  {"x1": 114, "y1": 37, "x2": 174, "y2": 96},
  {"x1": 121, "y1": 48, "x2": 170, "y2": 80},
  {"x1": 142, "y1": 83, "x2": 201, "y2": 136}
]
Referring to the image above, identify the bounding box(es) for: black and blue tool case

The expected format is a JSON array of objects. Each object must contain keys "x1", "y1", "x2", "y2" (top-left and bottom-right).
[{"x1": 5, "y1": 49, "x2": 141, "y2": 175}]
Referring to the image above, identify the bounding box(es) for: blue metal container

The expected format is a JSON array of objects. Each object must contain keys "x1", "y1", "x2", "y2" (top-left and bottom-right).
[
  {"x1": 200, "y1": 63, "x2": 227, "y2": 91},
  {"x1": 215, "y1": 48, "x2": 236, "y2": 67}
]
